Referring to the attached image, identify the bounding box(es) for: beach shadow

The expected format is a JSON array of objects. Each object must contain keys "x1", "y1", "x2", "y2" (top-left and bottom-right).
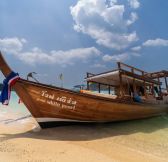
[{"x1": 0, "y1": 115, "x2": 168, "y2": 142}]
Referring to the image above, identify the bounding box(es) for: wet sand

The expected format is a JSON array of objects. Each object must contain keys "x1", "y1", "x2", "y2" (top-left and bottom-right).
[{"x1": 0, "y1": 108, "x2": 168, "y2": 162}]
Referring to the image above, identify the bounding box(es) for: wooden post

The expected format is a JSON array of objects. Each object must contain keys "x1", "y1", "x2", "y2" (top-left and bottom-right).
[
  {"x1": 158, "y1": 78, "x2": 162, "y2": 97},
  {"x1": 87, "y1": 82, "x2": 90, "y2": 90},
  {"x1": 108, "y1": 85, "x2": 111, "y2": 94},
  {"x1": 118, "y1": 62, "x2": 123, "y2": 97},
  {"x1": 86, "y1": 73, "x2": 90, "y2": 90},
  {"x1": 164, "y1": 76, "x2": 168, "y2": 92},
  {"x1": 152, "y1": 83, "x2": 154, "y2": 97},
  {"x1": 119, "y1": 73, "x2": 123, "y2": 97},
  {"x1": 132, "y1": 69, "x2": 136, "y2": 94},
  {"x1": 98, "y1": 83, "x2": 101, "y2": 93},
  {"x1": 142, "y1": 72, "x2": 147, "y2": 98}
]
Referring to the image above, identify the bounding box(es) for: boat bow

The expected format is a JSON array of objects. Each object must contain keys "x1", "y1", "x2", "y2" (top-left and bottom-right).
[{"x1": 0, "y1": 51, "x2": 12, "y2": 77}]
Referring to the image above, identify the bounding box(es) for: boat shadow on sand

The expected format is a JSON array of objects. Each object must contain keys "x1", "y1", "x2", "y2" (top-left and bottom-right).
[{"x1": 0, "y1": 115, "x2": 168, "y2": 142}]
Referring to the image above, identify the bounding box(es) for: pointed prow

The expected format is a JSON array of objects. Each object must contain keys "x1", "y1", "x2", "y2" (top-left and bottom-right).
[{"x1": 0, "y1": 51, "x2": 12, "y2": 78}]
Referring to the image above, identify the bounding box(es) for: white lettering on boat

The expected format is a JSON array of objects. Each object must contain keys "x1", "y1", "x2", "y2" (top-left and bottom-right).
[
  {"x1": 47, "y1": 100, "x2": 61, "y2": 107},
  {"x1": 41, "y1": 91, "x2": 55, "y2": 100},
  {"x1": 36, "y1": 90, "x2": 77, "y2": 110},
  {"x1": 36, "y1": 98, "x2": 46, "y2": 103}
]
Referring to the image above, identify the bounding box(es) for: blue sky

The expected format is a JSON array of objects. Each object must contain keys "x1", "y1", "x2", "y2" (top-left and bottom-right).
[{"x1": 0, "y1": 0, "x2": 168, "y2": 88}]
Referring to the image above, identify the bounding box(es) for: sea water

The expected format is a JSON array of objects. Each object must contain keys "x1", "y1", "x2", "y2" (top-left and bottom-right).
[
  {"x1": 0, "y1": 92, "x2": 38, "y2": 129},
  {"x1": 1, "y1": 91, "x2": 30, "y2": 115}
]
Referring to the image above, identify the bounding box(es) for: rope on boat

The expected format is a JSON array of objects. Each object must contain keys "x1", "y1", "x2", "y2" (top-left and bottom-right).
[
  {"x1": 0, "y1": 118, "x2": 14, "y2": 123},
  {"x1": 4, "y1": 114, "x2": 32, "y2": 124}
]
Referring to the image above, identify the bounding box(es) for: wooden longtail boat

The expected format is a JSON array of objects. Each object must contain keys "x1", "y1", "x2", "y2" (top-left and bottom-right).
[{"x1": 0, "y1": 51, "x2": 168, "y2": 128}]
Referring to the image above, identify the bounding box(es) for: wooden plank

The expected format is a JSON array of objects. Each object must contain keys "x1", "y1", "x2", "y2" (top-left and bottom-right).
[
  {"x1": 85, "y1": 69, "x2": 118, "y2": 79},
  {"x1": 142, "y1": 71, "x2": 147, "y2": 98},
  {"x1": 131, "y1": 69, "x2": 136, "y2": 93},
  {"x1": 157, "y1": 78, "x2": 162, "y2": 98},
  {"x1": 108, "y1": 85, "x2": 111, "y2": 94},
  {"x1": 164, "y1": 76, "x2": 168, "y2": 92},
  {"x1": 118, "y1": 62, "x2": 123, "y2": 97},
  {"x1": 98, "y1": 83, "x2": 101, "y2": 93},
  {"x1": 121, "y1": 69, "x2": 161, "y2": 85},
  {"x1": 118, "y1": 62, "x2": 147, "y2": 74},
  {"x1": 152, "y1": 83, "x2": 154, "y2": 97},
  {"x1": 87, "y1": 81, "x2": 90, "y2": 90},
  {"x1": 87, "y1": 73, "x2": 90, "y2": 90},
  {"x1": 145, "y1": 70, "x2": 168, "y2": 79}
]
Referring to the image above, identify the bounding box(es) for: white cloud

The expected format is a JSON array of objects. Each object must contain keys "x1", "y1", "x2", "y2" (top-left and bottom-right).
[
  {"x1": 70, "y1": 0, "x2": 139, "y2": 50},
  {"x1": 102, "y1": 52, "x2": 140, "y2": 62},
  {"x1": 84, "y1": 26, "x2": 138, "y2": 50},
  {"x1": 126, "y1": 12, "x2": 138, "y2": 26},
  {"x1": 107, "y1": 0, "x2": 117, "y2": 6},
  {"x1": 103, "y1": 53, "x2": 129, "y2": 62},
  {"x1": 0, "y1": 37, "x2": 26, "y2": 54},
  {"x1": 143, "y1": 38, "x2": 168, "y2": 47},
  {"x1": 0, "y1": 37, "x2": 101, "y2": 66},
  {"x1": 131, "y1": 45, "x2": 141, "y2": 51},
  {"x1": 91, "y1": 63, "x2": 106, "y2": 68},
  {"x1": 18, "y1": 47, "x2": 101, "y2": 66},
  {"x1": 128, "y1": 0, "x2": 140, "y2": 9}
]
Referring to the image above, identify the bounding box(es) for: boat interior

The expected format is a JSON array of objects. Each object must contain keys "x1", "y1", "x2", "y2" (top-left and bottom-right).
[{"x1": 81, "y1": 62, "x2": 168, "y2": 104}]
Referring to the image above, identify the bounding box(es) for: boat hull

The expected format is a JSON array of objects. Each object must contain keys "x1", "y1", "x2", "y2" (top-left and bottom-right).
[{"x1": 13, "y1": 79, "x2": 168, "y2": 128}]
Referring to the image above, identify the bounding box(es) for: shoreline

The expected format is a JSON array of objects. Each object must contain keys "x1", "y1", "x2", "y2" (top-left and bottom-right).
[{"x1": 0, "y1": 110, "x2": 167, "y2": 162}]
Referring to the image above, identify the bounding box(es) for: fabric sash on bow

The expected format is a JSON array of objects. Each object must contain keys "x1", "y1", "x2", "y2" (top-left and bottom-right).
[{"x1": 0, "y1": 72, "x2": 20, "y2": 105}]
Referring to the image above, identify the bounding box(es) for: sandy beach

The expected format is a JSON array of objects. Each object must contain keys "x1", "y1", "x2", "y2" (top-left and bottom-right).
[{"x1": 0, "y1": 105, "x2": 168, "y2": 162}]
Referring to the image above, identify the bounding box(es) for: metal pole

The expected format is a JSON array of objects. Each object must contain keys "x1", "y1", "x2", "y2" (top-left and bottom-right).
[
  {"x1": 86, "y1": 73, "x2": 90, "y2": 90},
  {"x1": 142, "y1": 71, "x2": 147, "y2": 98},
  {"x1": 98, "y1": 83, "x2": 101, "y2": 93},
  {"x1": 164, "y1": 76, "x2": 168, "y2": 92},
  {"x1": 158, "y1": 78, "x2": 162, "y2": 97},
  {"x1": 117, "y1": 62, "x2": 123, "y2": 97},
  {"x1": 108, "y1": 85, "x2": 111, "y2": 94}
]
